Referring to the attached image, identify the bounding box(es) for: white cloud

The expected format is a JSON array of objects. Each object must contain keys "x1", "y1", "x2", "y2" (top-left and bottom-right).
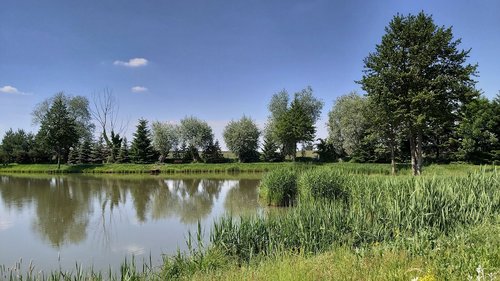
[
  {"x1": 131, "y1": 86, "x2": 148, "y2": 93},
  {"x1": 0, "y1": 85, "x2": 22, "y2": 94},
  {"x1": 114, "y1": 58, "x2": 148, "y2": 67}
]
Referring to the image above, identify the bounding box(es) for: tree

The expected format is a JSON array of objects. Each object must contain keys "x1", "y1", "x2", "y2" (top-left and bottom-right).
[
  {"x1": 90, "y1": 88, "x2": 126, "y2": 150},
  {"x1": 201, "y1": 139, "x2": 224, "y2": 163},
  {"x1": 78, "y1": 138, "x2": 92, "y2": 164},
  {"x1": 37, "y1": 94, "x2": 79, "y2": 168},
  {"x1": 130, "y1": 119, "x2": 155, "y2": 163},
  {"x1": 314, "y1": 138, "x2": 337, "y2": 162},
  {"x1": 360, "y1": 12, "x2": 478, "y2": 175},
  {"x1": 223, "y1": 116, "x2": 260, "y2": 162},
  {"x1": 179, "y1": 116, "x2": 213, "y2": 162},
  {"x1": 455, "y1": 97, "x2": 498, "y2": 163},
  {"x1": 151, "y1": 121, "x2": 179, "y2": 163},
  {"x1": 0, "y1": 129, "x2": 35, "y2": 164},
  {"x1": 267, "y1": 87, "x2": 323, "y2": 160},
  {"x1": 327, "y1": 92, "x2": 369, "y2": 160},
  {"x1": 90, "y1": 137, "x2": 105, "y2": 164},
  {"x1": 107, "y1": 130, "x2": 122, "y2": 163},
  {"x1": 67, "y1": 147, "x2": 78, "y2": 164},
  {"x1": 117, "y1": 137, "x2": 130, "y2": 163},
  {"x1": 33, "y1": 92, "x2": 94, "y2": 142},
  {"x1": 260, "y1": 129, "x2": 283, "y2": 162}
]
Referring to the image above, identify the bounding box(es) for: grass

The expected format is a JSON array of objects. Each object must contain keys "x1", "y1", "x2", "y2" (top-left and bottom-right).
[
  {"x1": 0, "y1": 162, "x2": 314, "y2": 174},
  {"x1": 1, "y1": 164, "x2": 499, "y2": 280},
  {"x1": 0, "y1": 161, "x2": 493, "y2": 175}
]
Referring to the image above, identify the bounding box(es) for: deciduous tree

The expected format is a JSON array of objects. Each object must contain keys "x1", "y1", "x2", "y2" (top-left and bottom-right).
[{"x1": 223, "y1": 116, "x2": 260, "y2": 162}]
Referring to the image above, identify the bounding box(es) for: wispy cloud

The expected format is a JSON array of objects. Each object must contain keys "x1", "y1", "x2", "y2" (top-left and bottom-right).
[
  {"x1": 114, "y1": 58, "x2": 148, "y2": 67},
  {"x1": 0, "y1": 85, "x2": 27, "y2": 95},
  {"x1": 131, "y1": 86, "x2": 148, "y2": 93}
]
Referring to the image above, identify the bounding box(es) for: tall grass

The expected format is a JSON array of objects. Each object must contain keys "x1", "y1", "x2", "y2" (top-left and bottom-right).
[
  {"x1": 298, "y1": 167, "x2": 349, "y2": 202},
  {"x1": 212, "y1": 170, "x2": 500, "y2": 263},
  {"x1": 259, "y1": 169, "x2": 298, "y2": 206}
]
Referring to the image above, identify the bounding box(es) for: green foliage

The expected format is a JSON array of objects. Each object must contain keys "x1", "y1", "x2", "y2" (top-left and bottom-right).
[
  {"x1": 259, "y1": 168, "x2": 298, "y2": 206},
  {"x1": 106, "y1": 130, "x2": 122, "y2": 163},
  {"x1": 78, "y1": 138, "x2": 92, "y2": 164},
  {"x1": 179, "y1": 116, "x2": 213, "y2": 162},
  {"x1": 67, "y1": 146, "x2": 78, "y2": 164},
  {"x1": 260, "y1": 134, "x2": 283, "y2": 162},
  {"x1": 223, "y1": 116, "x2": 260, "y2": 162},
  {"x1": 201, "y1": 139, "x2": 225, "y2": 163},
  {"x1": 213, "y1": 169, "x2": 499, "y2": 264},
  {"x1": 152, "y1": 121, "x2": 179, "y2": 163},
  {"x1": 37, "y1": 93, "x2": 79, "y2": 168},
  {"x1": 90, "y1": 137, "x2": 105, "y2": 164},
  {"x1": 116, "y1": 137, "x2": 130, "y2": 164},
  {"x1": 130, "y1": 119, "x2": 156, "y2": 163},
  {"x1": 267, "y1": 87, "x2": 323, "y2": 160},
  {"x1": 360, "y1": 12, "x2": 479, "y2": 175},
  {"x1": 0, "y1": 129, "x2": 35, "y2": 164},
  {"x1": 455, "y1": 97, "x2": 499, "y2": 163},
  {"x1": 327, "y1": 92, "x2": 369, "y2": 159},
  {"x1": 298, "y1": 167, "x2": 349, "y2": 201},
  {"x1": 32, "y1": 92, "x2": 94, "y2": 142}
]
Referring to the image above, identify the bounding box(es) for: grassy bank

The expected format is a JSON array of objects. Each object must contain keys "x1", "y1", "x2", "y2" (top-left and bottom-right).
[
  {"x1": 0, "y1": 162, "x2": 494, "y2": 175},
  {"x1": 1, "y1": 165, "x2": 499, "y2": 280}
]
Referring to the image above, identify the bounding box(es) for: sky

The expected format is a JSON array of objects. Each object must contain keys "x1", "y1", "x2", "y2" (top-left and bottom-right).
[{"x1": 1, "y1": 0, "x2": 499, "y2": 148}]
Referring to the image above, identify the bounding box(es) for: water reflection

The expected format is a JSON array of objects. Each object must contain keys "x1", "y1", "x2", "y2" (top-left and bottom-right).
[{"x1": 0, "y1": 175, "x2": 260, "y2": 253}]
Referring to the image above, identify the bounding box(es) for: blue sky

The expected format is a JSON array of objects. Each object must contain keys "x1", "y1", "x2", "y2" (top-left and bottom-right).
[{"x1": 1, "y1": 0, "x2": 499, "y2": 146}]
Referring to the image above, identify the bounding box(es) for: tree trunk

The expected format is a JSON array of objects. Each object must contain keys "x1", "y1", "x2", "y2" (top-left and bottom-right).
[
  {"x1": 390, "y1": 143, "x2": 396, "y2": 175},
  {"x1": 416, "y1": 129, "x2": 423, "y2": 175},
  {"x1": 409, "y1": 132, "x2": 418, "y2": 176},
  {"x1": 57, "y1": 149, "x2": 61, "y2": 170}
]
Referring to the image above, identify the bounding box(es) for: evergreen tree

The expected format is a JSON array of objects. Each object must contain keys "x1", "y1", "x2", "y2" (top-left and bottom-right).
[
  {"x1": 107, "y1": 130, "x2": 122, "y2": 163},
  {"x1": 67, "y1": 146, "x2": 78, "y2": 164},
  {"x1": 78, "y1": 138, "x2": 92, "y2": 164},
  {"x1": 90, "y1": 137, "x2": 105, "y2": 164},
  {"x1": 261, "y1": 135, "x2": 283, "y2": 162},
  {"x1": 117, "y1": 137, "x2": 130, "y2": 163},
  {"x1": 202, "y1": 139, "x2": 224, "y2": 163},
  {"x1": 130, "y1": 119, "x2": 155, "y2": 163}
]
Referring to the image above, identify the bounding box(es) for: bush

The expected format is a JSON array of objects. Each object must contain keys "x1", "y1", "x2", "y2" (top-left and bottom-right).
[
  {"x1": 298, "y1": 167, "x2": 350, "y2": 202},
  {"x1": 260, "y1": 168, "x2": 298, "y2": 206}
]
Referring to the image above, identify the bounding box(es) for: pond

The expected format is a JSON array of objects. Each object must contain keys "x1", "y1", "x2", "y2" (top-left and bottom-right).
[{"x1": 0, "y1": 174, "x2": 261, "y2": 272}]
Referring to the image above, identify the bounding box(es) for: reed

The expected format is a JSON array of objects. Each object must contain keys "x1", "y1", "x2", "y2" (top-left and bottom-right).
[{"x1": 212, "y1": 169, "x2": 500, "y2": 263}]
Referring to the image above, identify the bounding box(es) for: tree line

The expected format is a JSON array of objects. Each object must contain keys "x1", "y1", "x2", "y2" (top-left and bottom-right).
[{"x1": 1, "y1": 12, "x2": 498, "y2": 174}]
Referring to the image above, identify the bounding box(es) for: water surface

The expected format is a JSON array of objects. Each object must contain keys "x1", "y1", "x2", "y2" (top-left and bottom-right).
[{"x1": 0, "y1": 174, "x2": 261, "y2": 271}]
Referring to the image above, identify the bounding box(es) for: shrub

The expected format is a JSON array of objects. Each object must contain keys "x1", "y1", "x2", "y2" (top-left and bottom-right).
[{"x1": 260, "y1": 168, "x2": 298, "y2": 206}]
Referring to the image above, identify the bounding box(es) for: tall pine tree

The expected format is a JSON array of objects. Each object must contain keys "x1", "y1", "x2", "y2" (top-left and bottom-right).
[{"x1": 130, "y1": 119, "x2": 155, "y2": 163}]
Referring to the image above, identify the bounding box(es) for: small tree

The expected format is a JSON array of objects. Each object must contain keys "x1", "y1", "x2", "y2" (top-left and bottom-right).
[
  {"x1": 261, "y1": 134, "x2": 283, "y2": 162},
  {"x1": 315, "y1": 138, "x2": 337, "y2": 162},
  {"x1": 90, "y1": 137, "x2": 105, "y2": 164},
  {"x1": 117, "y1": 137, "x2": 130, "y2": 163},
  {"x1": 78, "y1": 138, "x2": 92, "y2": 164},
  {"x1": 202, "y1": 139, "x2": 225, "y2": 163},
  {"x1": 130, "y1": 119, "x2": 155, "y2": 163},
  {"x1": 223, "y1": 116, "x2": 260, "y2": 162},
  {"x1": 67, "y1": 147, "x2": 78, "y2": 164}
]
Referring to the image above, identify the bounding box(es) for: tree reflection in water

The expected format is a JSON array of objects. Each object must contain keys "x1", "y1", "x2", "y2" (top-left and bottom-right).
[{"x1": 0, "y1": 175, "x2": 260, "y2": 250}]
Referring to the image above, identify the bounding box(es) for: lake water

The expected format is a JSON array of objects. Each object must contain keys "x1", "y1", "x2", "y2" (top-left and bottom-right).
[{"x1": 0, "y1": 174, "x2": 261, "y2": 272}]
